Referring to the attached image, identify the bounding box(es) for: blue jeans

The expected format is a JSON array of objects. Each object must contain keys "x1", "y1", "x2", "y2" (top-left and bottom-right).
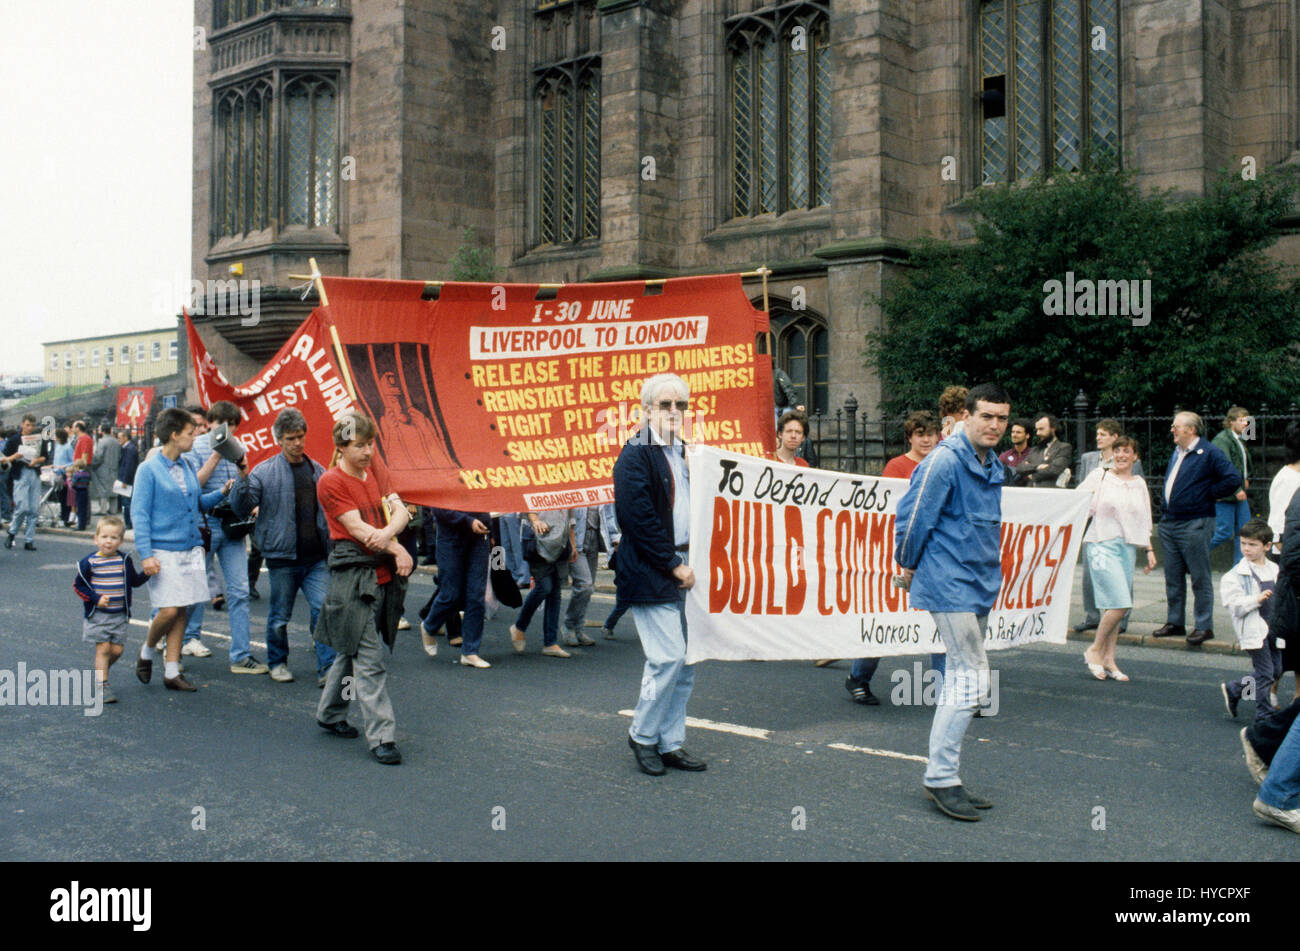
[
  {"x1": 1211, "y1": 498, "x2": 1252, "y2": 562},
  {"x1": 629, "y1": 596, "x2": 696, "y2": 754},
  {"x1": 924, "y1": 612, "x2": 989, "y2": 788},
  {"x1": 267, "y1": 560, "x2": 336, "y2": 675},
  {"x1": 500, "y1": 514, "x2": 530, "y2": 586},
  {"x1": 423, "y1": 531, "x2": 490, "y2": 656},
  {"x1": 1159, "y1": 517, "x2": 1216, "y2": 630},
  {"x1": 8, "y1": 468, "x2": 39, "y2": 543},
  {"x1": 184, "y1": 525, "x2": 252, "y2": 662},
  {"x1": 1259, "y1": 710, "x2": 1300, "y2": 810},
  {"x1": 515, "y1": 561, "x2": 567, "y2": 646}
]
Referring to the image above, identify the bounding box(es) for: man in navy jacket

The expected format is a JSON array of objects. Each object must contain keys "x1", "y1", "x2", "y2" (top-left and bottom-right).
[
  {"x1": 614, "y1": 372, "x2": 704, "y2": 777},
  {"x1": 1153, "y1": 411, "x2": 1243, "y2": 646}
]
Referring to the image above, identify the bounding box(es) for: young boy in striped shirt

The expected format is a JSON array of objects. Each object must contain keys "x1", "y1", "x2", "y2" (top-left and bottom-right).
[{"x1": 74, "y1": 516, "x2": 148, "y2": 703}]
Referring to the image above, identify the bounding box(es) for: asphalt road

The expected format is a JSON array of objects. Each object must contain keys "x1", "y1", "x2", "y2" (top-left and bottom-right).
[{"x1": 0, "y1": 531, "x2": 1293, "y2": 861}]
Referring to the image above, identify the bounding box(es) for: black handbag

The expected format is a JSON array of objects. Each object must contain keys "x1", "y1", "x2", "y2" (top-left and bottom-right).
[
  {"x1": 211, "y1": 498, "x2": 256, "y2": 541},
  {"x1": 199, "y1": 512, "x2": 212, "y2": 553}
]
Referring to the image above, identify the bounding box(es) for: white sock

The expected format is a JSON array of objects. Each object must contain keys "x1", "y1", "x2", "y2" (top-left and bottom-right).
[
  {"x1": 164, "y1": 661, "x2": 180, "y2": 679},
  {"x1": 140, "y1": 643, "x2": 156, "y2": 661}
]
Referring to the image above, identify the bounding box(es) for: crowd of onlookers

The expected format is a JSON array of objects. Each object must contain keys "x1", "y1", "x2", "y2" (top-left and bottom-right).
[{"x1": 0, "y1": 414, "x2": 142, "y2": 542}]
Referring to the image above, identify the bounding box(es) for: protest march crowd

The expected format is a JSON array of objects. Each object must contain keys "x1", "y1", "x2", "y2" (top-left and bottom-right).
[{"x1": 7, "y1": 367, "x2": 1300, "y2": 832}]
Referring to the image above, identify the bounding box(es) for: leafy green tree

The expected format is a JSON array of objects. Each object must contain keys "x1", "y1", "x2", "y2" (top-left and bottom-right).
[
  {"x1": 449, "y1": 227, "x2": 497, "y2": 282},
  {"x1": 868, "y1": 164, "x2": 1300, "y2": 420}
]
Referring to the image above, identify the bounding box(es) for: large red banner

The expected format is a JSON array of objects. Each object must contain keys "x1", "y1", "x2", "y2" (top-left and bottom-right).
[
  {"x1": 320, "y1": 275, "x2": 774, "y2": 511},
  {"x1": 185, "y1": 312, "x2": 354, "y2": 468}
]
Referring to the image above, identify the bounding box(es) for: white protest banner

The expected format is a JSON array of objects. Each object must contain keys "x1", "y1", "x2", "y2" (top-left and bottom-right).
[{"x1": 683, "y1": 446, "x2": 1091, "y2": 663}]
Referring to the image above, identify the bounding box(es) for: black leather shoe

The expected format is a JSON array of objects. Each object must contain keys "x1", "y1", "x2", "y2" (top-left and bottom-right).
[
  {"x1": 318, "y1": 719, "x2": 360, "y2": 738},
  {"x1": 371, "y1": 742, "x2": 402, "y2": 765},
  {"x1": 23, "y1": 542, "x2": 35, "y2": 551},
  {"x1": 1186, "y1": 629, "x2": 1214, "y2": 647},
  {"x1": 924, "y1": 785, "x2": 980, "y2": 821},
  {"x1": 1073, "y1": 620, "x2": 1098, "y2": 632},
  {"x1": 961, "y1": 786, "x2": 994, "y2": 809},
  {"x1": 136, "y1": 654, "x2": 153, "y2": 684},
  {"x1": 845, "y1": 676, "x2": 880, "y2": 705},
  {"x1": 163, "y1": 674, "x2": 197, "y2": 692},
  {"x1": 4, "y1": 533, "x2": 13, "y2": 549},
  {"x1": 248, "y1": 587, "x2": 260, "y2": 600},
  {"x1": 660, "y1": 748, "x2": 707, "y2": 771},
  {"x1": 1152, "y1": 624, "x2": 1186, "y2": 638},
  {"x1": 628, "y1": 734, "x2": 665, "y2": 775}
]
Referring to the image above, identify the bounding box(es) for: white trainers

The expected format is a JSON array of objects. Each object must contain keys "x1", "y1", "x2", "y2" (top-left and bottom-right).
[
  {"x1": 269, "y1": 664, "x2": 294, "y2": 683},
  {"x1": 1241, "y1": 728, "x2": 1269, "y2": 786},
  {"x1": 181, "y1": 640, "x2": 213, "y2": 658},
  {"x1": 1253, "y1": 797, "x2": 1300, "y2": 832},
  {"x1": 230, "y1": 657, "x2": 270, "y2": 675}
]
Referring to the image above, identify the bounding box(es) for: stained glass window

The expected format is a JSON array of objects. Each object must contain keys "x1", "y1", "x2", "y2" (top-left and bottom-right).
[
  {"x1": 535, "y1": 62, "x2": 601, "y2": 246},
  {"x1": 980, "y1": 0, "x2": 1118, "y2": 183},
  {"x1": 728, "y1": 4, "x2": 831, "y2": 219},
  {"x1": 214, "y1": 82, "x2": 273, "y2": 238},
  {"x1": 285, "y1": 75, "x2": 338, "y2": 228}
]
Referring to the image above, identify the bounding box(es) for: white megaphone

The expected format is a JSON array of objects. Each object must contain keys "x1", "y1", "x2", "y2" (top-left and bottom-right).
[{"x1": 210, "y1": 422, "x2": 246, "y2": 464}]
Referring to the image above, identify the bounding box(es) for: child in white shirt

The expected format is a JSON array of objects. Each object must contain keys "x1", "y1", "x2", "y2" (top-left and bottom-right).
[{"x1": 1220, "y1": 518, "x2": 1283, "y2": 719}]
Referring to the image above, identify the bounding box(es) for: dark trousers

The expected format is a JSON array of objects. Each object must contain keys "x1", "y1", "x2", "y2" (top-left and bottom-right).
[
  {"x1": 1158, "y1": 516, "x2": 1215, "y2": 630},
  {"x1": 1247, "y1": 698, "x2": 1300, "y2": 765},
  {"x1": 423, "y1": 532, "x2": 490, "y2": 655},
  {"x1": 248, "y1": 543, "x2": 263, "y2": 591},
  {"x1": 74, "y1": 485, "x2": 90, "y2": 531},
  {"x1": 1227, "y1": 640, "x2": 1284, "y2": 720}
]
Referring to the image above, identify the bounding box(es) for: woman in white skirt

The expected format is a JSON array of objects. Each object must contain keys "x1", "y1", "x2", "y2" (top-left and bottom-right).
[
  {"x1": 1075, "y1": 436, "x2": 1157, "y2": 681},
  {"x1": 132, "y1": 408, "x2": 230, "y2": 691}
]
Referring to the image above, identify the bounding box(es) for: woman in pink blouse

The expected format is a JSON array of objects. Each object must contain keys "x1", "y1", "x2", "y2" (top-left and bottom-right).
[{"x1": 1075, "y1": 436, "x2": 1157, "y2": 681}]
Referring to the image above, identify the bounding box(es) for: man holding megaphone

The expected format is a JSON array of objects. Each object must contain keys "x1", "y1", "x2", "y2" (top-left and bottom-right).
[{"x1": 180, "y1": 401, "x2": 267, "y2": 676}]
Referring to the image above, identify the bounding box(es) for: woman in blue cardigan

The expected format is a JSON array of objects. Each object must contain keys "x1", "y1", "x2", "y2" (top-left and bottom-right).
[{"x1": 133, "y1": 408, "x2": 229, "y2": 692}]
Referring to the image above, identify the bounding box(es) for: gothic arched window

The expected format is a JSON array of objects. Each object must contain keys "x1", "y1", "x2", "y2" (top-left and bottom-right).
[
  {"x1": 284, "y1": 75, "x2": 338, "y2": 229},
  {"x1": 771, "y1": 308, "x2": 830, "y2": 415},
  {"x1": 536, "y1": 60, "x2": 601, "y2": 246},
  {"x1": 214, "y1": 81, "x2": 273, "y2": 238},
  {"x1": 727, "y1": 3, "x2": 831, "y2": 218}
]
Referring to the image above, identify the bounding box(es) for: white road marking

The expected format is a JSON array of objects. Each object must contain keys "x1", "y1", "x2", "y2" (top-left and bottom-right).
[
  {"x1": 827, "y1": 742, "x2": 928, "y2": 763},
  {"x1": 617, "y1": 709, "x2": 771, "y2": 739},
  {"x1": 128, "y1": 618, "x2": 268, "y2": 651}
]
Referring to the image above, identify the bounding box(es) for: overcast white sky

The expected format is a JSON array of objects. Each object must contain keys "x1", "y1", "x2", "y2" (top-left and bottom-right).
[{"x1": 0, "y1": 2, "x2": 193, "y2": 377}]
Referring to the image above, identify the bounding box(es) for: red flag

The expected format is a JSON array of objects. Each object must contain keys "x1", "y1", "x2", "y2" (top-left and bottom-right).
[
  {"x1": 185, "y1": 311, "x2": 354, "y2": 469},
  {"x1": 320, "y1": 275, "x2": 773, "y2": 511}
]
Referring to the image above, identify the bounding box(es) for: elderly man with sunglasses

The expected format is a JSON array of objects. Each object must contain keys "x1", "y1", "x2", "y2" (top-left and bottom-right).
[{"x1": 613, "y1": 373, "x2": 705, "y2": 777}]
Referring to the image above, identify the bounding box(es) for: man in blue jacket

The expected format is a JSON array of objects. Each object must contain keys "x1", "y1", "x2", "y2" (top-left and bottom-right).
[
  {"x1": 229, "y1": 408, "x2": 337, "y2": 685},
  {"x1": 614, "y1": 372, "x2": 704, "y2": 776},
  {"x1": 1152, "y1": 411, "x2": 1243, "y2": 647},
  {"x1": 893, "y1": 382, "x2": 1010, "y2": 821}
]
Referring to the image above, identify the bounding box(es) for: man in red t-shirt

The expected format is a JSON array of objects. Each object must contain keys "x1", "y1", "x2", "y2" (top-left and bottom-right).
[
  {"x1": 314, "y1": 413, "x2": 412, "y2": 766},
  {"x1": 882, "y1": 411, "x2": 940, "y2": 480},
  {"x1": 71, "y1": 420, "x2": 96, "y2": 530}
]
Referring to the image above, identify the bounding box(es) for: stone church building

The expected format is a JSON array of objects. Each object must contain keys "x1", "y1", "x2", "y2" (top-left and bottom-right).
[{"x1": 189, "y1": 0, "x2": 1300, "y2": 422}]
